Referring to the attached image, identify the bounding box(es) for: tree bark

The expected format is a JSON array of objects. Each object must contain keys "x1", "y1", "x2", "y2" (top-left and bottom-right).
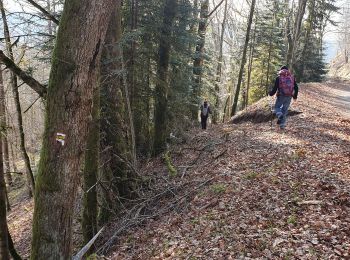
[
  {"x1": 30, "y1": 0, "x2": 114, "y2": 258},
  {"x1": 153, "y1": 0, "x2": 178, "y2": 155},
  {"x1": 0, "y1": 64, "x2": 9, "y2": 260},
  {"x1": 265, "y1": 20, "x2": 274, "y2": 95},
  {"x1": 82, "y1": 89, "x2": 99, "y2": 249},
  {"x1": 98, "y1": 0, "x2": 136, "y2": 224},
  {"x1": 8, "y1": 230, "x2": 22, "y2": 260},
  {"x1": 244, "y1": 24, "x2": 256, "y2": 109},
  {"x1": 0, "y1": 68, "x2": 11, "y2": 186},
  {"x1": 230, "y1": 0, "x2": 256, "y2": 116},
  {"x1": 191, "y1": 0, "x2": 209, "y2": 119},
  {"x1": 213, "y1": 0, "x2": 228, "y2": 124},
  {"x1": 0, "y1": 0, "x2": 35, "y2": 197},
  {"x1": 286, "y1": 0, "x2": 308, "y2": 71},
  {"x1": 0, "y1": 156, "x2": 8, "y2": 260},
  {"x1": 299, "y1": 0, "x2": 315, "y2": 80}
]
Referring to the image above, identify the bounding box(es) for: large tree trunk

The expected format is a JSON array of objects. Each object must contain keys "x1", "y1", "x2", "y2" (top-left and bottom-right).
[
  {"x1": 99, "y1": 1, "x2": 136, "y2": 224},
  {"x1": 0, "y1": 0, "x2": 35, "y2": 197},
  {"x1": 82, "y1": 89, "x2": 99, "y2": 249},
  {"x1": 212, "y1": 0, "x2": 228, "y2": 124},
  {"x1": 230, "y1": 0, "x2": 256, "y2": 116},
  {"x1": 0, "y1": 68, "x2": 11, "y2": 186},
  {"x1": 244, "y1": 20, "x2": 257, "y2": 109},
  {"x1": 0, "y1": 65, "x2": 9, "y2": 260},
  {"x1": 30, "y1": 0, "x2": 114, "y2": 258},
  {"x1": 153, "y1": 0, "x2": 178, "y2": 155},
  {"x1": 191, "y1": 0, "x2": 209, "y2": 119},
  {"x1": 265, "y1": 20, "x2": 274, "y2": 95}
]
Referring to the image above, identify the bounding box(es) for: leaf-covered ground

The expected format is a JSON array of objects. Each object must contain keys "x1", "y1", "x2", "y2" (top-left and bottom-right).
[
  {"x1": 107, "y1": 81, "x2": 350, "y2": 259},
  {"x1": 6, "y1": 81, "x2": 350, "y2": 259}
]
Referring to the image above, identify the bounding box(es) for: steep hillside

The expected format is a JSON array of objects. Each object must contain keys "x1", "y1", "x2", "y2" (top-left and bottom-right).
[
  {"x1": 99, "y1": 81, "x2": 350, "y2": 259},
  {"x1": 329, "y1": 53, "x2": 350, "y2": 80}
]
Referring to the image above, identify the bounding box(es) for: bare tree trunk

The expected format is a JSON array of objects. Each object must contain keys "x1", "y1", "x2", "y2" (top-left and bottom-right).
[
  {"x1": 0, "y1": 0, "x2": 35, "y2": 197},
  {"x1": 286, "y1": 0, "x2": 308, "y2": 71},
  {"x1": 213, "y1": 0, "x2": 228, "y2": 124},
  {"x1": 7, "y1": 230, "x2": 21, "y2": 260},
  {"x1": 31, "y1": 0, "x2": 114, "y2": 258},
  {"x1": 0, "y1": 68, "x2": 11, "y2": 186},
  {"x1": 0, "y1": 150, "x2": 8, "y2": 260},
  {"x1": 299, "y1": 0, "x2": 315, "y2": 80},
  {"x1": 230, "y1": 0, "x2": 256, "y2": 116},
  {"x1": 9, "y1": 143, "x2": 18, "y2": 174},
  {"x1": 153, "y1": 0, "x2": 178, "y2": 155},
  {"x1": 191, "y1": 0, "x2": 209, "y2": 119},
  {"x1": 0, "y1": 64, "x2": 9, "y2": 260},
  {"x1": 265, "y1": 21, "x2": 274, "y2": 95}
]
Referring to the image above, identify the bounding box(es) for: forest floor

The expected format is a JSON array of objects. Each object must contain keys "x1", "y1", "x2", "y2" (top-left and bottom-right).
[
  {"x1": 104, "y1": 80, "x2": 350, "y2": 259},
  {"x1": 7, "y1": 80, "x2": 350, "y2": 259}
]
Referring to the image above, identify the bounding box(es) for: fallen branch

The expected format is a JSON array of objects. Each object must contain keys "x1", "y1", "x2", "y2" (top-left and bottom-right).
[
  {"x1": 0, "y1": 50, "x2": 47, "y2": 97},
  {"x1": 297, "y1": 200, "x2": 323, "y2": 206},
  {"x1": 72, "y1": 227, "x2": 105, "y2": 260},
  {"x1": 214, "y1": 148, "x2": 227, "y2": 159},
  {"x1": 98, "y1": 177, "x2": 214, "y2": 254}
]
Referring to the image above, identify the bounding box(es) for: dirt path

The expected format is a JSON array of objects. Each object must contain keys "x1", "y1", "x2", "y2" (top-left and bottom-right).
[{"x1": 323, "y1": 80, "x2": 350, "y2": 119}]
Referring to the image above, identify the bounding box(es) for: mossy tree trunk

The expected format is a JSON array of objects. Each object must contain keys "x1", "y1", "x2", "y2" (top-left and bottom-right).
[
  {"x1": 99, "y1": 0, "x2": 136, "y2": 224},
  {"x1": 191, "y1": 0, "x2": 208, "y2": 120},
  {"x1": 82, "y1": 88, "x2": 99, "y2": 249},
  {"x1": 0, "y1": 68, "x2": 11, "y2": 186},
  {"x1": 230, "y1": 0, "x2": 256, "y2": 116},
  {"x1": 30, "y1": 0, "x2": 114, "y2": 258},
  {"x1": 153, "y1": 0, "x2": 178, "y2": 155},
  {"x1": 0, "y1": 0, "x2": 35, "y2": 197},
  {"x1": 0, "y1": 64, "x2": 9, "y2": 260}
]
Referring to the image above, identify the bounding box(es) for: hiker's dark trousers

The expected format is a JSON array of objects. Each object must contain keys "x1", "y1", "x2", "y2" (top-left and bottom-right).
[
  {"x1": 275, "y1": 95, "x2": 292, "y2": 128},
  {"x1": 201, "y1": 115, "x2": 208, "y2": 129}
]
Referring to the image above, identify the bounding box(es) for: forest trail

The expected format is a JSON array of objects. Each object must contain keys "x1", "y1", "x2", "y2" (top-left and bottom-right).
[
  {"x1": 323, "y1": 80, "x2": 350, "y2": 119},
  {"x1": 6, "y1": 81, "x2": 350, "y2": 259},
  {"x1": 106, "y1": 81, "x2": 350, "y2": 259}
]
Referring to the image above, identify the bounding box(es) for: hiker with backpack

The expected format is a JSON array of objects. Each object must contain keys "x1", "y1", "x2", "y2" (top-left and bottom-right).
[
  {"x1": 269, "y1": 66, "x2": 299, "y2": 129},
  {"x1": 200, "y1": 100, "x2": 211, "y2": 130}
]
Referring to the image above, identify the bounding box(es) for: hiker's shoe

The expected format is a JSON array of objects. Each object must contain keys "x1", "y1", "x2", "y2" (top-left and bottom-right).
[{"x1": 277, "y1": 115, "x2": 283, "y2": 125}]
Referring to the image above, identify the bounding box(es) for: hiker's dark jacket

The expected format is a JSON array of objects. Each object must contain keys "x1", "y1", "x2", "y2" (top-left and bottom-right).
[
  {"x1": 200, "y1": 104, "x2": 211, "y2": 117},
  {"x1": 269, "y1": 75, "x2": 299, "y2": 99}
]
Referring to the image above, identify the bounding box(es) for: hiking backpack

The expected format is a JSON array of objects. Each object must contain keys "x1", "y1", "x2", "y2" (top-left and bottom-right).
[
  {"x1": 279, "y1": 72, "x2": 295, "y2": 96},
  {"x1": 202, "y1": 105, "x2": 209, "y2": 116}
]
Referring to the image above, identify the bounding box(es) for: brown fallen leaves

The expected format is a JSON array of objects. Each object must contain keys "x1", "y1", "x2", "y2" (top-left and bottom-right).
[{"x1": 107, "y1": 81, "x2": 350, "y2": 259}]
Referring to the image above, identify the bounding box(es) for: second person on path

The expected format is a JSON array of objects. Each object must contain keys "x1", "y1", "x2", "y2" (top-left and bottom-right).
[{"x1": 200, "y1": 100, "x2": 211, "y2": 130}]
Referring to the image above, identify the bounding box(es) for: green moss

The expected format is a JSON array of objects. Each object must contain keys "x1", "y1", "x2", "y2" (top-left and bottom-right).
[
  {"x1": 244, "y1": 171, "x2": 258, "y2": 180},
  {"x1": 164, "y1": 151, "x2": 177, "y2": 177},
  {"x1": 210, "y1": 183, "x2": 226, "y2": 194}
]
